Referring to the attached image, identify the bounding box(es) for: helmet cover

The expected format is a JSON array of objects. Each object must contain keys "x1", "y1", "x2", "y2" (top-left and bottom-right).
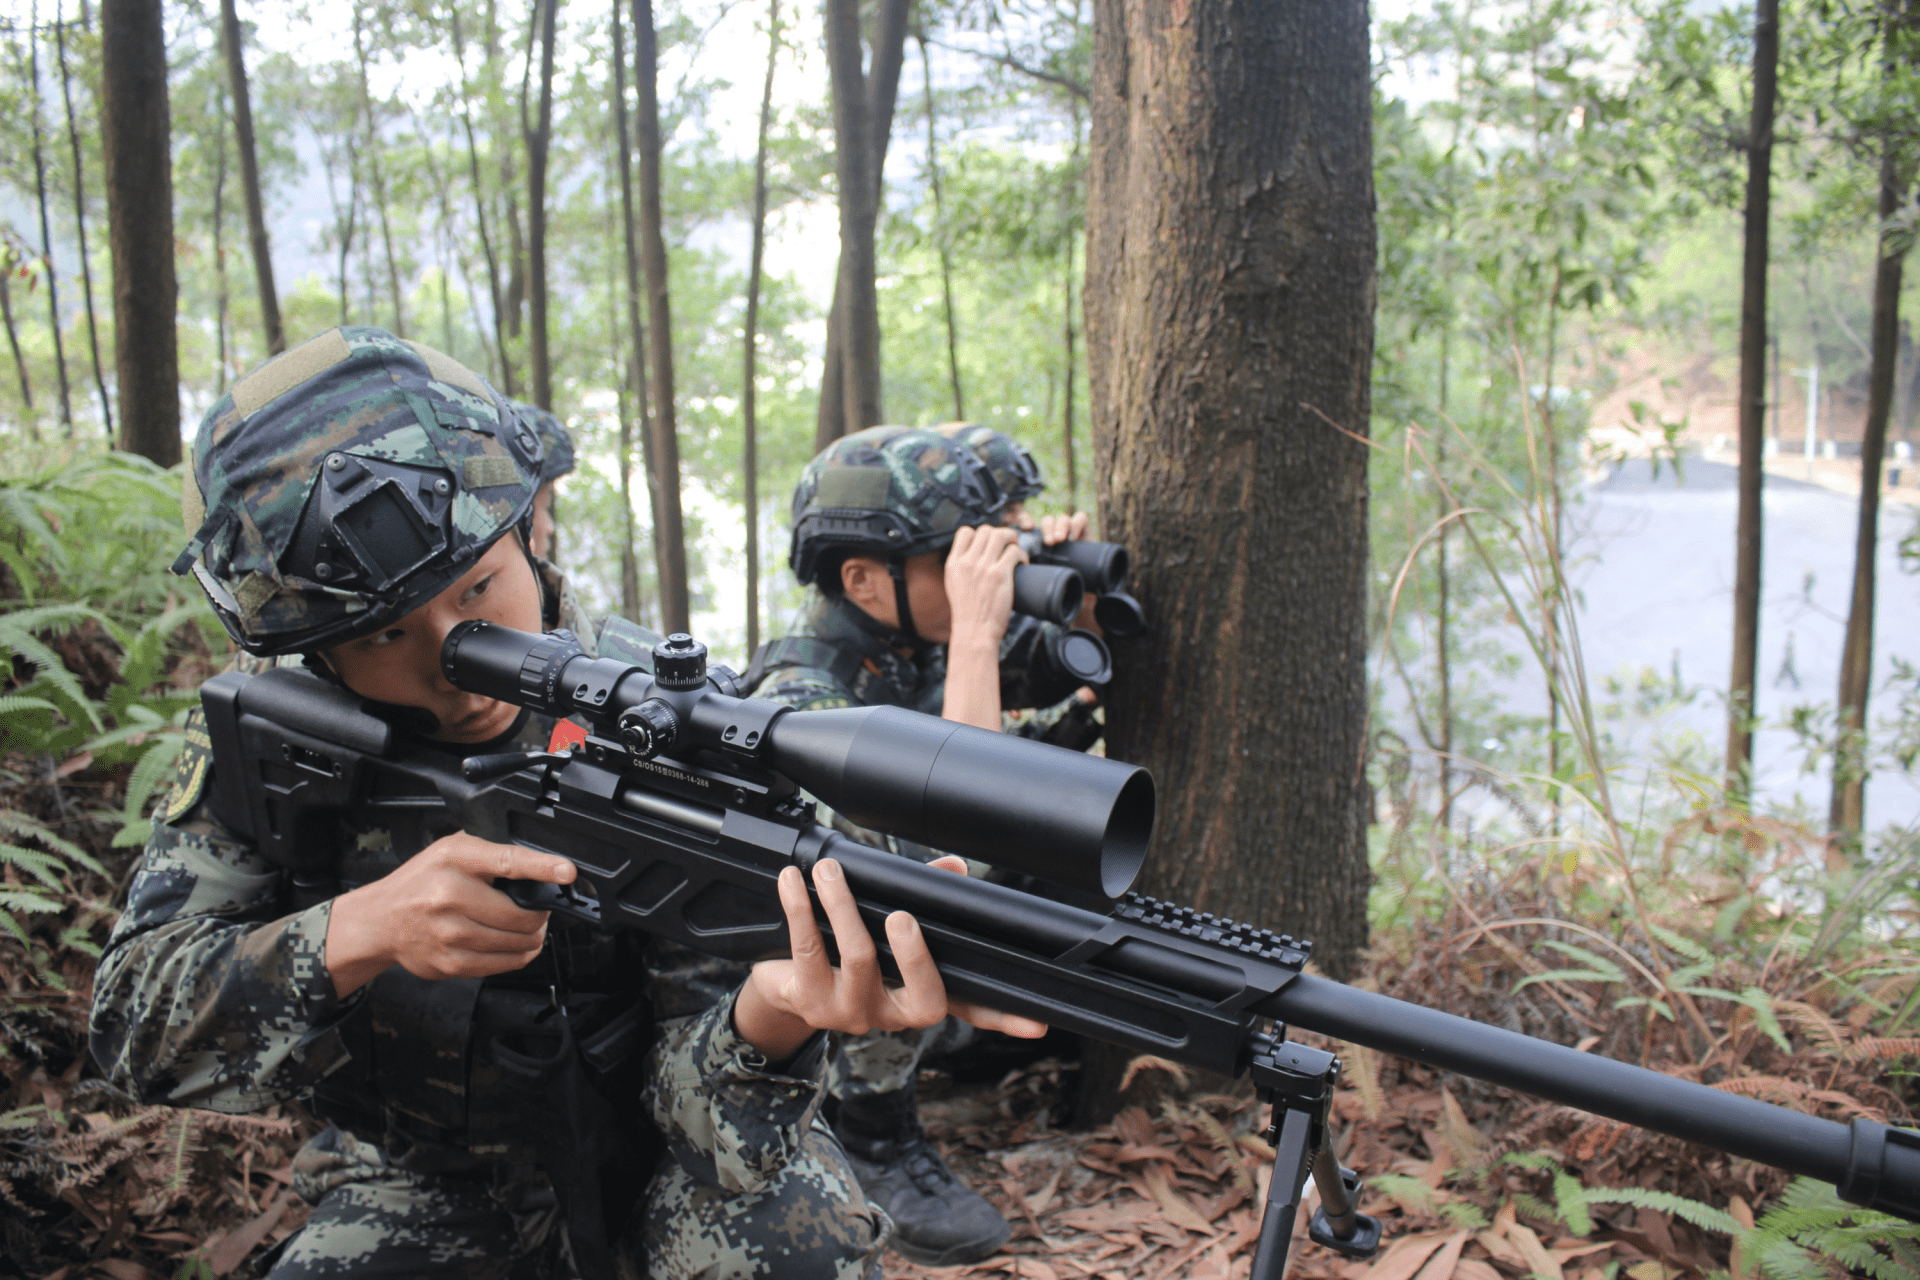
[
  {"x1": 173, "y1": 326, "x2": 543, "y2": 656},
  {"x1": 513, "y1": 400, "x2": 576, "y2": 484},
  {"x1": 788, "y1": 424, "x2": 1006, "y2": 585},
  {"x1": 934, "y1": 423, "x2": 1046, "y2": 506}
]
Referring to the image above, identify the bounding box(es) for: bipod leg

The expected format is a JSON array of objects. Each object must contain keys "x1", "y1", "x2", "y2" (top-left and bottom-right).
[
  {"x1": 1246, "y1": 1036, "x2": 1383, "y2": 1280},
  {"x1": 1249, "y1": 1100, "x2": 1317, "y2": 1280}
]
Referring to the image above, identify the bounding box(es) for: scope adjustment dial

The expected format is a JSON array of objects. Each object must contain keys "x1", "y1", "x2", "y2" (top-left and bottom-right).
[{"x1": 618, "y1": 698, "x2": 680, "y2": 760}]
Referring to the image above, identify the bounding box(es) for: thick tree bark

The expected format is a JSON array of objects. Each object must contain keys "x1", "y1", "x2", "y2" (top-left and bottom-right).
[
  {"x1": 632, "y1": 0, "x2": 689, "y2": 632},
  {"x1": 28, "y1": 6, "x2": 76, "y2": 435},
  {"x1": 743, "y1": 0, "x2": 780, "y2": 655},
  {"x1": 815, "y1": 0, "x2": 911, "y2": 448},
  {"x1": 1081, "y1": 0, "x2": 1374, "y2": 1117},
  {"x1": 57, "y1": 0, "x2": 113, "y2": 430},
  {"x1": 527, "y1": 0, "x2": 558, "y2": 409},
  {"x1": 611, "y1": 0, "x2": 653, "y2": 624},
  {"x1": 101, "y1": 0, "x2": 179, "y2": 467},
  {"x1": 1727, "y1": 0, "x2": 1778, "y2": 798},
  {"x1": 1831, "y1": 145, "x2": 1910, "y2": 840},
  {"x1": 220, "y1": 0, "x2": 283, "y2": 356}
]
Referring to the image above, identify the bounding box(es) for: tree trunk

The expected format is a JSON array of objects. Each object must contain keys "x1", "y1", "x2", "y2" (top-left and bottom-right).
[
  {"x1": 449, "y1": 7, "x2": 512, "y2": 386},
  {"x1": 743, "y1": 0, "x2": 780, "y2": 655},
  {"x1": 354, "y1": 11, "x2": 406, "y2": 338},
  {"x1": 824, "y1": 0, "x2": 881, "y2": 436},
  {"x1": 220, "y1": 0, "x2": 283, "y2": 356},
  {"x1": 633, "y1": 0, "x2": 689, "y2": 632},
  {"x1": 1727, "y1": 0, "x2": 1778, "y2": 799},
  {"x1": 2, "y1": 263, "x2": 34, "y2": 418},
  {"x1": 527, "y1": 0, "x2": 558, "y2": 409},
  {"x1": 920, "y1": 32, "x2": 964, "y2": 422},
  {"x1": 611, "y1": 0, "x2": 652, "y2": 624},
  {"x1": 28, "y1": 4, "x2": 76, "y2": 435},
  {"x1": 213, "y1": 82, "x2": 232, "y2": 390},
  {"x1": 1081, "y1": 0, "x2": 1374, "y2": 1119},
  {"x1": 56, "y1": 0, "x2": 113, "y2": 431},
  {"x1": 101, "y1": 0, "x2": 179, "y2": 467},
  {"x1": 815, "y1": 0, "x2": 911, "y2": 448},
  {"x1": 1830, "y1": 143, "x2": 1910, "y2": 841}
]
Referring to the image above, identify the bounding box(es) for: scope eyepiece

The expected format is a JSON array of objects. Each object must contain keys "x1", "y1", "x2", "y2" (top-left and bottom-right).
[{"x1": 442, "y1": 620, "x2": 588, "y2": 715}]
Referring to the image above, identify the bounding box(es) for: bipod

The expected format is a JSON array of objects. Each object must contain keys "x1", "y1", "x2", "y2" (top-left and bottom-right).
[{"x1": 1247, "y1": 1032, "x2": 1383, "y2": 1280}]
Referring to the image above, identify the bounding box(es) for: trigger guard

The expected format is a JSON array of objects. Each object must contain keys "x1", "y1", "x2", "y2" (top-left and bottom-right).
[{"x1": 502, "y1": 877, "x2": 604, "y2": 925}]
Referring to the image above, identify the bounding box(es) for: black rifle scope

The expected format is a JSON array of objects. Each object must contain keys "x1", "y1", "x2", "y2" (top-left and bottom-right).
[{"x1": 442, "y1": 622, "x2": 1155, "y2": 899}]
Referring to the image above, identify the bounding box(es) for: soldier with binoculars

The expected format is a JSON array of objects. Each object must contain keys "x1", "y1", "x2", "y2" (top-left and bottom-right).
[{"x1": 742, "y1": 422, "x2": 1141, "y2": 1265}]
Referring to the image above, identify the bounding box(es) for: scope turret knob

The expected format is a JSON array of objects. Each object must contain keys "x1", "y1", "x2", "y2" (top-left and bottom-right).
[
  {"x1": 618, "y1": 698, "x2": 679, "y2": 759},
  {"x1": 653, "y1": 633, "x2": 707, "y2": 691}
]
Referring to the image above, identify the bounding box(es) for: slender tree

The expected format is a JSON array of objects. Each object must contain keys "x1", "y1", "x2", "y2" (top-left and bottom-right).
[
  {"x1": 56, "y1": 0, "x2": 112, "y2": 430},
  {"x1": 742, "y1": 0, "x2": 781, "y2": 654},
  {"x1": 815, "y1": 0, "x2": 912, "y2": 447},
  {"x1": 101, "y1": 0, "x2": 180, "y2": 466},
  {"x1": 1832, "y1": 0, "x2": 1919, "y2": 839},
  {"x1": 353, "y1": 9, "x2": 407, "y2": 337},
  {"x1": 527, "y1": 0, "x2": 559, "y2": 409},
  {"x1": 220, "y1": 0, "x2": 284, "y2": 355},
  {"x1": 1, "y1": 246, "x2": 34, "y2": 418},
  {"x1": 447, "y1": 5, "x2": 513, "y2": 387},
  {"x1": 1083, "y1": 0, "x2": 1375, "y2": 1117},
  {"x1": 213, "y1": 81, "x2": 233, "y2": 390},
  {"x1": 611, "y1": 0, "x2": 653, "y2": 624},
  {"x1": 824, "y1": 0, "x2": 882, "y2": 438},
  {"x1": 28, "y1": 3, "x2": 76, "y2": 434},
  {"x1": 919, "y1": 31, "x2": 964, "y2": 422},
  {"x1": 633, "y1": 0, "x2": 689, "y2": 631},
  {"x1": 1727, "y1": 0, "x2": 1780, "y2": 798}
]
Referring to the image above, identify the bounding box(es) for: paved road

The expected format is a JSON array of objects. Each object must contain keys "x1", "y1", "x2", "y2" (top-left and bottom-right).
[{"x1": 1491, "y1": 456, "x2": 1918, "y2": 834}]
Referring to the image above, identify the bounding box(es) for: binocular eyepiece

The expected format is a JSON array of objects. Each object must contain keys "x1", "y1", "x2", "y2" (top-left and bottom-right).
[{"x1": 1017, "y1": 531, "x2": 1129, "y2": 596}]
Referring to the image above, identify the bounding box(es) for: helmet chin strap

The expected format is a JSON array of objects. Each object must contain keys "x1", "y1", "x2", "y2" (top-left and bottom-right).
[
  {"x1": 514, "y1": 522, "x2": 559, "y2": 630},
  {"x1": 886, "y1": 560, "x2": 924, "y2": 649}
]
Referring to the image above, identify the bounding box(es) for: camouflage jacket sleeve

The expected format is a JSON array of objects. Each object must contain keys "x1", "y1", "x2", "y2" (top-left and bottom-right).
[
  {"x1": 644, "y1": 993, "x2": 827, "y2": 1195},
  {"x1": 88, "y1": 712, "x2": 363, "y2": 1113}
]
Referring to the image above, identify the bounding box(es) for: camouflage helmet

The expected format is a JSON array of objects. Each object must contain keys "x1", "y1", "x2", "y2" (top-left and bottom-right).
[
  {"x1": 789, "y1": 424, "x2": 1007, "y2": 586},
  {"x1": 173, "y1": 326, "x2": 544, "y2": 656},
  {"x1": 513, "y1": 400, "x2": 576, "y2": 484},
  {"x1": 934, "y1": 423, "x2": 1045, "y2": 506}
]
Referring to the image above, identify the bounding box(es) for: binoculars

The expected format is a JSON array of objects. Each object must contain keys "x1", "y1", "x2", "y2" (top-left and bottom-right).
[{"x1": 1005, "y1": 533, "x2": 1149, "y2": 688}]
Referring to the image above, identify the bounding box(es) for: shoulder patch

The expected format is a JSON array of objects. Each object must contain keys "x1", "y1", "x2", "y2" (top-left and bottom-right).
[{"x1": 159, "y1": 710, "x2": 214, "y2": 826}]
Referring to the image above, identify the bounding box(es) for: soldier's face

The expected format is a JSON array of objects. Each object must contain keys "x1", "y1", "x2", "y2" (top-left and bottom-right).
[
  {"x1": 324, "y1": 536, "x2": 543, "y2": 743},
  {"x1": 839, "y1": 551, "x2": 952, "y2": 643}
]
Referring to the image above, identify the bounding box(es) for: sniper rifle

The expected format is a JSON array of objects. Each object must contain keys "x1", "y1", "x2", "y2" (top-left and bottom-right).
[{"x1": 198, "y1": 623, "x2": 1920, "y2": 1279}]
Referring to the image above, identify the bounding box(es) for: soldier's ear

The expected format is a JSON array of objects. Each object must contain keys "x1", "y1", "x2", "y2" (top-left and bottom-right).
[{"x1": 841, "y1": 556, "x2": 889, "y2": 616}]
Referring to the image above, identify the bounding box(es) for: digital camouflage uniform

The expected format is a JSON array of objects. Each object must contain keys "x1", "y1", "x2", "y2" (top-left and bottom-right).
[
  {"x1": 755, "y1": 424, "x2": 1101, "y2": 1105},
  {"x1": 94, "y1": 327, "x2": 887, "y2": 1279}
]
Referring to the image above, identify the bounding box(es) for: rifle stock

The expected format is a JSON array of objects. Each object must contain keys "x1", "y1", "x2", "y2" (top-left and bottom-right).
[{"x1": 195, "y1": 624, "x2": 1920, "y2": 1264}]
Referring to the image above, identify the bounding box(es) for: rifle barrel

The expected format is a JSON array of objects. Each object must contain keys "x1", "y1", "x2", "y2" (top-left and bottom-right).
[{"x1": 1262, "y1": 974, "x2": 1913, "y2": 1198}]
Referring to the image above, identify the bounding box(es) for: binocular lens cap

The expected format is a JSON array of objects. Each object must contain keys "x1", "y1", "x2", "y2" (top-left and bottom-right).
[{"x1": 1058, "y1": 630, "x2": 1112, "y2": 685}]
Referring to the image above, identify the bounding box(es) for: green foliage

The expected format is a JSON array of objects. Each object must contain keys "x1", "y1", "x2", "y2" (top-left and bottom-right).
[
  {"x1": 1742, "y1": 1178, "x2": 1920, "y2": 1280},
  {"x1": 0, "y1": 452, "x2": 212, "y2": 952}
]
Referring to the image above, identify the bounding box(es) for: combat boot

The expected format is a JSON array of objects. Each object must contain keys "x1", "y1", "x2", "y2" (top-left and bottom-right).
[{"x1": 826, "y1": 1086, "x2": 1011, "y2": 1266}]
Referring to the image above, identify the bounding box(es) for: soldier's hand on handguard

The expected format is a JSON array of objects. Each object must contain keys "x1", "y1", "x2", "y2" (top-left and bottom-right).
[
  {"x1": 323, "y1": 834, "x2": 577, "y2": 997},
  {"x1": 733, "y1": 855, "x2": 1049, "y2": 1061}
]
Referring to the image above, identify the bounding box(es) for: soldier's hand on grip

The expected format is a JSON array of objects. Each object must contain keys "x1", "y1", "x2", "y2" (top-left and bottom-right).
[{"x1": 323, "y1": 833, "x2": 576, "y2": 996}]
